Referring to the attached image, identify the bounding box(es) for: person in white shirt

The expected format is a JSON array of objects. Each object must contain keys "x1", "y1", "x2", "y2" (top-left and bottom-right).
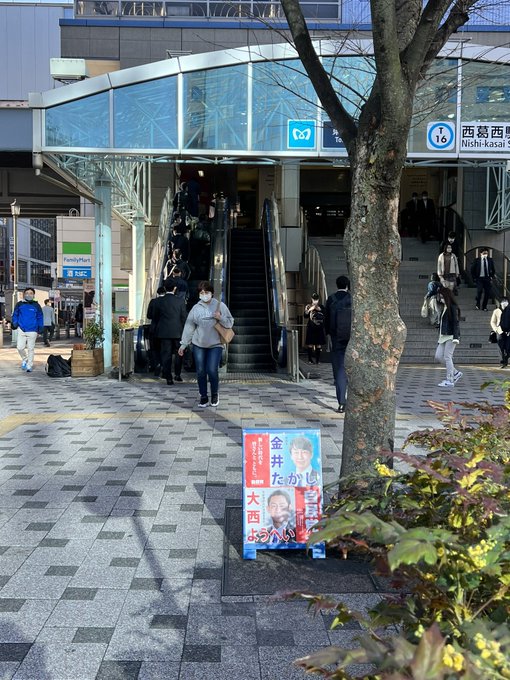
[{"x1": 490, "y1": 297, "x2": 509, "y2": 368}]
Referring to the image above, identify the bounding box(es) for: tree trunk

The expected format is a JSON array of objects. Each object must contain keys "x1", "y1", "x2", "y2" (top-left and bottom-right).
[{"x1": 340, "y1": 127, "x2": 407, "y2": 477}]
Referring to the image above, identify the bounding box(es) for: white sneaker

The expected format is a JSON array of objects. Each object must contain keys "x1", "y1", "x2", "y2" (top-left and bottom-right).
[
  {"x1": 438, "y1": 379, "x2": 454, "y2": 387},
  {"x1": 453, "y1": 371, "x2": 463, "y2": 383}
]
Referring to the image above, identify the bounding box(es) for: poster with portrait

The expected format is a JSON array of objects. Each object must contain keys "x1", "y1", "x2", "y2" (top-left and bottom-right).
[{"x1": 242, "y1": 428, "x2": 325, "y2": 559}]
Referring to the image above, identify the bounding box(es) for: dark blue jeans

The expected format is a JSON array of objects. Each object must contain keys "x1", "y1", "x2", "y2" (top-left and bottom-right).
[
  {"x1": 331, "y1": 348, "x2": 347, "y2": 406},
  {"x1": 192, "y1": 345, "x2": 223, "y2": 397}
]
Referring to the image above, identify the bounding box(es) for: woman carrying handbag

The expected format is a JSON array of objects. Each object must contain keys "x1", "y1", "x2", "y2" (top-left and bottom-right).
[{"x1": 178, "y1": 281, "x2": 234, "y2": 407}]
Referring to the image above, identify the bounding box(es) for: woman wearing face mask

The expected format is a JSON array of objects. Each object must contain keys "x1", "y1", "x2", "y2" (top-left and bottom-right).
[
  {"x1": 304, "y1": 293, "x2": 326, "y2": 364},
  {"x1": 437, "y1": 244, "x2": 460, "y2": 293},
  {"x1": 490, "y1": 297, "x2": 510, "y2": 368},
  {"x1": 11, "y1": 287, "x2": 44, "y2": 373},
  {"x1": 435, "y1": 286, "x2": 462, "y2": 387},
  {"x1": 178, "y1": 281, "x2": 234, "y2": 407}
]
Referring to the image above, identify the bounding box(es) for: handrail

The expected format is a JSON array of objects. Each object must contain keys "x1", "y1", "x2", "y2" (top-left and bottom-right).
[
  {"x1": 263, "y1": 195, "x2": 288, "y2": 327},
  {"x1": 141, "y1": 187, "x2": 174, "y2": 321},
  {"x1": 209, "y1": 196, "x2": 229, "y2": 304},
  {"x1": 262, "y1": 195, "x2": 289, "y2": 368},
  {"x1": 303, "y1": 244, "x2": 328, "y2": 302}
]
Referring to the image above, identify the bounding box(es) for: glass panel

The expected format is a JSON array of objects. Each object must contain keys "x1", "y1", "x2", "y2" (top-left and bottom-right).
[
  {"x1": 252, "y1": 3, "x2": 285, "y2": 18},
  {"x1": 209, "y1": 2, "x2": 251, "y2": 17},
  {"x1": 252, "y1": 60, "x2": 317, "y2": 151},
  {"x1": 76, "y1": 0, "x2": 119, "y2": 15},
  {"x1": 114, "y1": 78, "x2": 178, "y2": 149},
  {"x1": 322, "y1": 56, "x2": 375, "y2": 120},
  {"x1": 120, "y1": 0, "x2": 163, "y2": 15},
  {"x1": 408, "y1": 58, "x2": 458, "y2": 154},
  {"x1": 46, "y1": 92, "x2": 110, "y2": 148},
  {"x1": 183, "y1": 65, "x2": 248, "y2": 150},
  {"x1": 301, "y1": 3, "x2": 339, "y2": 19},
  {"x1": 462, "y1": 61, "x2": 510, "y2": 122}
]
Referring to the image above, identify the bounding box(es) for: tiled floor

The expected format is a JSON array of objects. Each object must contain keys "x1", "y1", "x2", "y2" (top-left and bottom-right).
[{"x1": 0, "y1": 339, "x2": 505, "y2": 679}]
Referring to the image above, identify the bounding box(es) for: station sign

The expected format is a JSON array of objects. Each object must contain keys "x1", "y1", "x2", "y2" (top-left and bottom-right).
[
  {"x1": 460, "y1": 121, "x2": 510, "y2": 152},
  {"x1": 322, "y1": 120, "x2": 346, "y2": 150},
  {"x1": 242, "y1": 428, "x2": 325, "y2": 560},
  {"x1": 287, "y1": 120, "x2": 316, "y2": 150},
  {"x1": 427, "y1": 121, "x2": 455, "y2": 151}
]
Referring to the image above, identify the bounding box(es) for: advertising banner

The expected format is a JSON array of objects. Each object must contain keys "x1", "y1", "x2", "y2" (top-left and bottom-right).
[{"x1": 242, "y1": 428, "x2": 325, "y2": 560}]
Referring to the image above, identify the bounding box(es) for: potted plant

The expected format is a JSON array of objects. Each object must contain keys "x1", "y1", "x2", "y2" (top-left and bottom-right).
[
  {"x1": 71, "y1": 320, "x2": 105, "y2": 377},
  {"x1": 112, "y1": 321, "x2": 120, "y2": 367}
]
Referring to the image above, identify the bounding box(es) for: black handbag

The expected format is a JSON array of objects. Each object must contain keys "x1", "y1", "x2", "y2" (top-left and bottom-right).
[{"x1": 489, "y1": 331, "x2": 497, "y2": 344}]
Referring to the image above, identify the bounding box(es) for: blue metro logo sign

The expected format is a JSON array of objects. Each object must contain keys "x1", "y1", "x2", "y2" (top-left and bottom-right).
[{"x1": 287, "y1": 120, "x2": 316, "y2": 150}]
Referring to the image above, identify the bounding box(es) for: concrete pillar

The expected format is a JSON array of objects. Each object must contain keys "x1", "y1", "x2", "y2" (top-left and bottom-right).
[
  {"x1": 279, "y1": 163, "x2": 303, "y2": 272},
  {"x1": 94, "y1": 177, "x2": 112, "y2": 370},
  {"x1": 281, "y1": 163, "x2": 300, "y2": 227},
  {"x1": 132, "y1": 213, "x2": 145, "y2": 323}
]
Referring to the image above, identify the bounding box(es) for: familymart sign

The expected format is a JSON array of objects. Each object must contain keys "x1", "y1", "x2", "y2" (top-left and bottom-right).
[{"x1": 61, "y1": 242, "x2": 93, "y2": 278}]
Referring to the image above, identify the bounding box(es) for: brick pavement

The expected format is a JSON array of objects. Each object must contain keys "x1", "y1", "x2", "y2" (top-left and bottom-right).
[{"x1": 0, "y1": 339, "x2": 505, "y2": 679}]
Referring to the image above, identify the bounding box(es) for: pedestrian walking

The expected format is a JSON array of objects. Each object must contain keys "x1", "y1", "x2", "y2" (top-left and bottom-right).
[
  {"x1": 490, "y1": 297, "x2": 509, "y2": 368},
  {"x1": 471, "y1": 248, "x2": 496, "y2": 311},
  {"x1": 435, "y1": 286, "x2": 462, "y2": 387},
  {"x1": 304, "y1": 293, "x2": 326, "y2": 364},
  {"x1": 423, "y1": 273, "x2": 441, "y2": 326},
  {"x1": 437, "y1": 243, "x2": 460, "y2": 292},
  {"x1": 42, "y1": 299, "x2": 55, "y2": 346},
  {"x1": 152, "y1": 279, "x2": 188, "y2": 385},
  {"x1": 325, "y1": 275, "x2": 352, "y2": 414},
  {"x1": 146, "y1": 286, "x2": 166, "y2": 375},
  {"x1": 178, "y1": 281, "x2": 234, "y2": 408},
  {"x1": 75, "y1": 303, "x2": 84, "y2": 337},
  {"x1": 11, "y1": 287, "x2": 44, "y2": 373}
]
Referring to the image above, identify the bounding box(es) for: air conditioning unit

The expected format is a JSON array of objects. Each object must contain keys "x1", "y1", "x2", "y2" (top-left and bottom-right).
[{"x1": 50, "y1": 58, "x2": 89, "y2": 82}]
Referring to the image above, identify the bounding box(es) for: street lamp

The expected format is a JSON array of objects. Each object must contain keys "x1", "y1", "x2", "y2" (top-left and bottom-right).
[{"x1": 10, "y1": 200, "x2": 20, "y2": 344}]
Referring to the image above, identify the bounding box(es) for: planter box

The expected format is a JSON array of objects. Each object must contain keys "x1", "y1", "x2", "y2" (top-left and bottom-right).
[{"x1": 71, "y1": 348, "x2": 104, "y2": 377}]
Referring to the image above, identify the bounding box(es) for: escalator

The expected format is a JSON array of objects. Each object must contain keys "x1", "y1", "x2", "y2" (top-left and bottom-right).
[{"x1": 227, "y1": 229, "x2": 276, "y2": 372}]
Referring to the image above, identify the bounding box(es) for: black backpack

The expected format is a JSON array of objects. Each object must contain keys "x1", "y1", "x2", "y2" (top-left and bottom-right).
[
  {"x1": 46, "y1": 355, "x2": 72, "y2": 378},
  {"x1": 329, "y1": 293, "x2": 352, "y2": 349}
]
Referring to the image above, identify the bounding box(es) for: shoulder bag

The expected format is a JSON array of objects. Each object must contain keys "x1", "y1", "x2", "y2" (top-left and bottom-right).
[{"x1": 214, "y1": 301, "x2": 235, "y2": 344}]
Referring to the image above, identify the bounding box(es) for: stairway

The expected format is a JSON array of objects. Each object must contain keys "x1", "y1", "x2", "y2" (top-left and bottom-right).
[
  {"x1": 227, "y1": 229, "x2": 276, "y2": 372},
  {"x1": 399, "y1": 238, "x2": 501, "y2": 365},
  {"x1": 309, "y1": 236, "x2": 501, "y2": 365}
]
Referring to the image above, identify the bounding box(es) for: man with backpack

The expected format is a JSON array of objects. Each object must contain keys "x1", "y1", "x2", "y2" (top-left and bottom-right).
[{"x1": 325, "y1": 275, "x2": 352, "y2": 414}]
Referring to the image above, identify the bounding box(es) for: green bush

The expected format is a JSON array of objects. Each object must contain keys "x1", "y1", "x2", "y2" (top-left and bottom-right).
[
  {"x1": 83, "y1": 320, "x2": 104, "y2": 349},
  {"x1": 294, "y1": 386, "x2": 510, "y2": 679}
]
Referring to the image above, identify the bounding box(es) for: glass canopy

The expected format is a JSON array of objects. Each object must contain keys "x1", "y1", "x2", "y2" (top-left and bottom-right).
[{"x1": 33, "y1": 40, "x2": 510, "y2": 160}]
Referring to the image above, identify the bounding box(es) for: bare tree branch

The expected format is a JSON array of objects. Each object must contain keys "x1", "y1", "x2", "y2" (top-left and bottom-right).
[
  {"x1": 369, "y1": 0, "x2": 407, "y2": 121},
  {"x1": 402, "y1": 0, "x2": 478, "y2": 81},
  {"x1": 280, "y1": 0, "x2": 358, "y2": 149}
]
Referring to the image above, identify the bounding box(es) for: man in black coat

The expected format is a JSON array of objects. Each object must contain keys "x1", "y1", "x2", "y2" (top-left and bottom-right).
[
  {"x1": 471, "y1": 248, "x2": 496, "y2": 311},
  {"x1": 325, "y1": 275, "x2": 352, "y2": 414},
  {"x1": 146, "y1": 286, "x2": 165, "y2": 375},
  {"x1": 152, "y1": 279, "x2": 188, "y2": 385},
  {"x1": 417, "y1": 191, "x2": 437, "y2": 243}
]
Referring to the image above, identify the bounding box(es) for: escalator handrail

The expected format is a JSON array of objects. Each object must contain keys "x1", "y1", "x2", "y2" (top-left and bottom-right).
[
  {"x1": 263, "y1": 196, "x2": 288, "y2": 328},
  {"x1": 209, "y1": 197, "x2": 230, "y2": 304},
  {"x1": 142, "y1": 187, "x2": 174, "y2": 321}
]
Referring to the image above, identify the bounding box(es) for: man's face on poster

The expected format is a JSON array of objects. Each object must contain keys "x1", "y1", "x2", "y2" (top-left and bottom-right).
[
  {"x1": 268, "y1": 494, "x2": 291, "y2": 528},
  {"x1": 291, "y1": 445, "x2": 313, "y2": 473}
]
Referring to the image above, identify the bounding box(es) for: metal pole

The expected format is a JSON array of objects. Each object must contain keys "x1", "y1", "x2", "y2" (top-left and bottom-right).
[{"x1": 10, "y1": 201, "x2": 20, "y2": 346}]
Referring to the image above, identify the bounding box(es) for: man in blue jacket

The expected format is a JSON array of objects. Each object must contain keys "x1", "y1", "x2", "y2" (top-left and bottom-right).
[{"x1": 11, "y1": 287, "x2": 43, "y2": 372}]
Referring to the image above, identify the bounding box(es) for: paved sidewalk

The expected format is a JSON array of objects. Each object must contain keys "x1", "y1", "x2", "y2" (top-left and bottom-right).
[{"x1": 0, "y1": 341, "x2": 505, "y2": 679}]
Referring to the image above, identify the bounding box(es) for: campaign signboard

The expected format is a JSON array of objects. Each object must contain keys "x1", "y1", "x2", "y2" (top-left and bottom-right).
[{"x1": 242, "y1": 428, "x2": 325, "y2": 560}]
